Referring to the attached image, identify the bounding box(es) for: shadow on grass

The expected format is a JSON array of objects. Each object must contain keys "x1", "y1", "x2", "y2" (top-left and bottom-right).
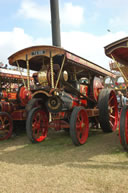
[
  {"x1": 0, "y1": 127, "x2": 127, "y2": 169},
  {"x1": 67, "y1": 160, "x2": 128, "y2": 170}
]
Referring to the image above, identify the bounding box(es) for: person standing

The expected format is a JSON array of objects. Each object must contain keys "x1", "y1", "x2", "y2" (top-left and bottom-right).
[{"x1": 117, "y1": 91, "x2": 128, "y2": 109}]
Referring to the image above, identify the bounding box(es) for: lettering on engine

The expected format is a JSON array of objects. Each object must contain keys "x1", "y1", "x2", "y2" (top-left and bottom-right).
[{"x1": 31, "y1": 50, "x2": 46, "y2": 56}]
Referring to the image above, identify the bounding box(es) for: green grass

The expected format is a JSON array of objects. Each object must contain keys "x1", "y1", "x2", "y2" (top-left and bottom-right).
[{"x1": 0, "y1": 128, "x2": 128, "y2": 193}]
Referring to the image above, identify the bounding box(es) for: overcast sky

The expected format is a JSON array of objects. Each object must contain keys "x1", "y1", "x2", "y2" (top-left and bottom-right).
[{"x1": 0, "y1": 0, "x2": 128, "y2": 69}]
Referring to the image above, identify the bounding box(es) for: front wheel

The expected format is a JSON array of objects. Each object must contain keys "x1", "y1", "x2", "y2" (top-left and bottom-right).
[
  {"x1": 70, "y1": 106, "x2": 89, "y2": 146},
  {"x1": 119, "y1": 105, "x2": 128, "y2": 151},
  {"x1": 26, "y1": 107, "x2": 48, "y2": 143}
]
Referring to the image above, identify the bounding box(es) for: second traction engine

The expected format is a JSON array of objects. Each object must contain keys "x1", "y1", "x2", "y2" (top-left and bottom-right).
[{"x1": 0, "y1": 85, "x2": 32, "y2": 119}]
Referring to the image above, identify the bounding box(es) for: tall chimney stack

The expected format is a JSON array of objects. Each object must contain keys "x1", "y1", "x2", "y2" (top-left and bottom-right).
[{"x1": 50, "y1": 0, "x2": 61, "y2": 47}]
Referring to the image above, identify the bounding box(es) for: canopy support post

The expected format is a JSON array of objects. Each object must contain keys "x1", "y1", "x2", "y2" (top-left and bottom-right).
[
  {"x1": 111, "y1": 54, "x2": 128, "y2": 83},
  {"x1": 26, "y1": 54, "x2": 30, "y2": 91}
]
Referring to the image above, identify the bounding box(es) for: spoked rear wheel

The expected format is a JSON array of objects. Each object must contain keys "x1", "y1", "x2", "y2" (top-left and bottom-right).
[
  {"x1": 70, "y1": 106, "x2": 89, "y2": 146},
  {"x1": 119, "y1": 106, "x2": 128, "y2": 151},
  {"x1": 26, "y1": 107, "x2": 48, "y2": 143},
  {"x1": 98, "y1": 89, "x2": 118, "y2": 132},
  {"x1": 0, "y1": 112, "x2": 13, "y2": 140}
]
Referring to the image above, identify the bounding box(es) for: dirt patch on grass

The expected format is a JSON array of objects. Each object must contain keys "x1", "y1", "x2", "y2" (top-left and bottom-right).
[{"x1": 0, "y1": 129, "x2": 128, "y2": 193}]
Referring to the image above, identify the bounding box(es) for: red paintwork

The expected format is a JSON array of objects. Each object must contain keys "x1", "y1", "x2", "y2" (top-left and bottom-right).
[
  {"x1": 0, "y1": 101, "x2": 14, "y2": 112},
  {"x1": 79, "y1": 99, "x2": 87, "y2": 106},
  {"x1": 2, "y1": 90, "x2": 8, "y2": 98},
  {"x1": 49, "y1": 120, "x2": 69, "y2": 131},
  {"x1": 93, "y1": 77, "x2": 104, "y2": 101},
  {"x1": 0, "y1": 67, "x2": 34, "y2": 140},
  {"x1": 1, "y1": 90, "x2": 17, "y2": 100},
  {"x1": 86, "y1": 108, "x2": 99, "y2": 117},
  {"x1": 5, "y1": 45, "x2": 118, "y2": 144},
  {"x1": 0, "y1": 112, "x2": 13, "y2": 141},
  {"x1": 67, "y1": 94, "x2": 87, "y2": 109},
  {"x1": 104, "y1": 37, "x2": 128, "y2": 65},
  {"x1": 8, "y1": 92, "x2": 17, "y2": 100},
  {"x1": 72, "y1": 100, "x2": 79, "y2": 108},
  {"x1": 108, "y1": 91, "x2": 118, "y2": 131},
  {"x1": 18, "y1": 86, "x2": 32, "y2": 106},
  {"x1": 76, "y1": 108, "x2": 89, "y2": 144},
  {"x1": 66, "y1": 52, "x2": 115, "y2": 78},
  {"x1": 52, "y1": 112, "x2": 67, "y2": 120},
  {"x1": 31, "y1": 109, "x2": 48, "y2": 142},
  {"x1": 80, "y1": 85, "x2": 88, "y2": 96},
  {"x1": 11, "y1": 110, "x2": 27, "y2": 120}
]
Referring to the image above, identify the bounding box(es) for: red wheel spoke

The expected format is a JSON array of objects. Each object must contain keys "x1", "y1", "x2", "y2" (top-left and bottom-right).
[
  {"x1": 42, "y1": 127, "x2": 45, "y2": 136},
  {"x1": 32, "y1": 122, "x2": 37, "y2": 129},
  {"x1": 4, "y1": 123, "x2": 10, "y2": 128},
  {"x1": 99, "y1": 90, "x2": 118, "y2": 132},
  {"x1": 3, "y1": 116, "x2": 7, "y2": 123},
  {"x1": 70, "y1": 107, "x2": 89, "y2": 145},
  {"x1": 109, "y1": 95, "x2": 114, "y2": 104},
  {"x1": 76, "y1": 120, "x2": 81, "y2": 129},
  {"x1": 27, "y1": 108, "x2": 48, "y2": 143},
  {"x1": 77, "y1": 130, "x2": 82, "y2": 139},
  {"x1": 36, "y1": 128, "x2": 40, "y2": 138},
  {"x1": 80, "y1": 112, "x2": 85, "y2": 122},
  {"x1": 1, "y1": 116, "x2": 7, "y2": 126},
  {"x1": 0, "y1": 113, "x2": 12, "y2": 141},
  {"x1": 109, "y1": 120, "x2": 114, "y2": 128},
  {"x1": 109, "y1": 114, "x2": 116, "y2": 120},
  {"x1": 34, "y1": 116, "x2": 38, "y2": 123},
  {"x1": 0, "y1": 117, "x2": 4, "y2": 126},
  {"x1": 33, "y1": 123, "x2": 40, "y2": 131},
  {"x1": 77, "y1": 114, "x2": 81, "y2": 122},
  {"x1": 33, "y1": 126, "x2": 40, "y2": 138}
]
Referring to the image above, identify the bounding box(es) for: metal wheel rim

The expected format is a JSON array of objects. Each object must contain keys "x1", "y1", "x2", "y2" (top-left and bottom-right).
[
  {"x1": 32, "y1": 110, "x2": 48, "y2": 142},
  {"x1": 108, "y1": 91, "x2": 118, "y2": 131},
  {"x1": 125, "y1": 110, "x2": 128, "y2": 144},
  {"x1": 76, "y1": 109, "x2": 89, "y2": 144},
  {"x1": 0, "y1": 113, "x2": 12, "y2": 140}
]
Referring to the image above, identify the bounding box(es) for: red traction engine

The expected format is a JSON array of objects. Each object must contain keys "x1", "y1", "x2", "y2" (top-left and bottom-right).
[
  {"x1": 104, "y1": 36, "x2": 128, "y2": 151},
  {"x1": 8, "y1": 45, "x2": 118, "y2": 146},
  {"x1": 0, "y1": 69, "x2": 32, "y2": 140}
]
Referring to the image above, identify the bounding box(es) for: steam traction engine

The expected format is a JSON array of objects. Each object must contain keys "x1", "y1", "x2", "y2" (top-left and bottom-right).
[
  {"x1": 8, "y1": 45, "x2": 118, "y2": 145},
  {"x1": 105, "y1": 36, "x2": 128, "y2": 151},
  {"x1": 0, "y1": 67, "x2": 32, "y2": 140}
]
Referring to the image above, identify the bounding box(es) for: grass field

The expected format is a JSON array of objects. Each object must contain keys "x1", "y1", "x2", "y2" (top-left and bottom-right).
[{"x1": 0, "y1": 128, "x2": 128, "y2": 193}]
